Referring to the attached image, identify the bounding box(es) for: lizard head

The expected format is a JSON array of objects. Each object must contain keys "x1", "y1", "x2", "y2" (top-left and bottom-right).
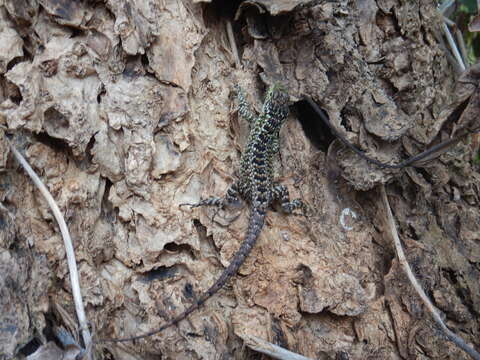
[{"x1": 262, "y1": 82, "x2": 290, "y2": 128}]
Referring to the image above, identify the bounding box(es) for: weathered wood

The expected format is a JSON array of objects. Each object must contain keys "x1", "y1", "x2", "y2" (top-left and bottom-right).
[{"x1": 0, "y1": 0, "x2": 478, "y2": 359}]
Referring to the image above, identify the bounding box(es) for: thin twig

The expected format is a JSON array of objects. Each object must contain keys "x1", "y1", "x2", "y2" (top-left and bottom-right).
[
  {"x1": 380, "y1": 185, "x2": 480, "y2": 360},
  {"x1": 442, "y1": 15, "x2": 469, "y2": 69},
  {"x1": 443, "y1": 15, "x2": 456, "y2": 27},
  {"x1": 442, "y1": 21, "x2": 466, "y2": 72},
  {"x1": 304, "y1": 97, "x2": 471, "y2": 169},
  {"x1": 226, "y1": 20, "x2": 241, "y2": 68},
  {"x1": 438, "y1": 0, "x2": 455, "y2": 15},
  {"x1": 242, "y1": 335, "x2": 315, "y2": 360},
  {"x1": 455, "y1": 27, "x2": 470, "y2": 69},
  {"x1": 8, "y1": 141, "x2": 93, "y2": 358}
]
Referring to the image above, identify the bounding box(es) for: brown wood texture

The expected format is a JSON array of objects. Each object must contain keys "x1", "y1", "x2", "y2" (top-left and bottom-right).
[{"x1": 0, "y1": 1, "x2": 479, "y2": 359}]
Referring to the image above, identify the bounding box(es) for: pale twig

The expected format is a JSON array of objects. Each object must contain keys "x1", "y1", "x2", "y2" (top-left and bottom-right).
[
  {"x1": 7, "y1": 141, "x2": 93, "y2": 358},
  {"x1": 443, "y1": 15, "x2": 456, "y2": 27},
  {"x1": 380, "y1": 185, "x2": 480, "y2": 360},
  {"x1": 442, "y1": 21, "x2": 466, "y2": 72},
  {"x1": 241, "y1": 335, "x2": 315, "y2": 360},
  {"x1": 438, "y1": 0, "x2": 466, "y2": 72},
  {"x1": 443, "y1": 16, "x2": 470, "y2": 69},
  {"x1": 455, "y1": 27, "x2": 469, "y2": 68},
  {"x1": 226, "y1": 20, "x2": 241, "y2": 68},
  {"x1": 438, "y1": 0, "x2": 455, "y2": 15}
]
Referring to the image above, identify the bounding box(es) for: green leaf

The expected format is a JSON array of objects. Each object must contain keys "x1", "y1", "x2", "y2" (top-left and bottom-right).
[{"x1": 459, "y1": 0, "x2": 477, "y2": 13}]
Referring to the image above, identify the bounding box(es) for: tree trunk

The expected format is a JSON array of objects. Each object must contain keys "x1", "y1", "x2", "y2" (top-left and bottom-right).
[{"x1": 0, "y1": 0, "x2": 479, "y2": 359}]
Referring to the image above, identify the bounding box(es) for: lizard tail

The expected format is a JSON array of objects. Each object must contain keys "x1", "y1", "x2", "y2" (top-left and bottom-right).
[{"x1": 98, "y1": 209, "x2": 266, "y2": 343}]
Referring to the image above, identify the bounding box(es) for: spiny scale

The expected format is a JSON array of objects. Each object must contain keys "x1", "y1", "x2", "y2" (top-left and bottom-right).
[{"x1": 100, "y1": 83, "x2": 304, "y2": 343}]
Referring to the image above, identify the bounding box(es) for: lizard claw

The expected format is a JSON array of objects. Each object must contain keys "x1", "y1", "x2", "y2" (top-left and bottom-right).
[{"x1": 300, "y1": 203, "x2": 311, "y2": 218}]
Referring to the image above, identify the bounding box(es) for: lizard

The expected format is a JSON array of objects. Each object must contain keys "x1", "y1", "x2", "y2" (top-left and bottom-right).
[{"x1": 100, "y1": 82, "x2": 305, "y2": 343}]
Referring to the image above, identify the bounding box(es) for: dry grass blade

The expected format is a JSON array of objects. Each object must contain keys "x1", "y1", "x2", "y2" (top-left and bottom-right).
[
  {"x1": 8, "y1": 141, "x2": 93, "y2": 359},
  {"x1": 242, "y1": 335, "x2": 315, "y2": 360},
  {"x1": 380, "y1": 185, "x2": 480, "y2": 360},
  {"x1": 226, "y1": 20, "x2": 241, "y2": 68},
  {"x1": 441, "y1": 21, "x2": 466, "y2": 72}
]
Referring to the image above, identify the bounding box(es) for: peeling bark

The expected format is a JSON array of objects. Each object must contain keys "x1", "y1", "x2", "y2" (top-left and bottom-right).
[{"x1": 0, "y1": 1, "x2": 479, "y2": 359}]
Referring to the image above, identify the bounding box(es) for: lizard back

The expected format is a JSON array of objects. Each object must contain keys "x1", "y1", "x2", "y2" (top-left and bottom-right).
[{"x1": 239, "y1": 83, "x2": 290, "y2": 212}]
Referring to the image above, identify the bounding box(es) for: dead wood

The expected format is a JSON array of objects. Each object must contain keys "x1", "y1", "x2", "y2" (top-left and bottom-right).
[{"x1": 0, "y1": 1, "x2": 479, "y2": 359}]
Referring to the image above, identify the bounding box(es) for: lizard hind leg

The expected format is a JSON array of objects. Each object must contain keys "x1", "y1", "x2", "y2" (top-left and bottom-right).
[
  {"x1": 271, "y1": 184, "x2": 306, "y2": 216},
  {"x1": 210, "y1": 182, "x2": 243, "y2": 222},
  {"x1": 180, "y1": 182, "x2": 243, "y2": 210}
]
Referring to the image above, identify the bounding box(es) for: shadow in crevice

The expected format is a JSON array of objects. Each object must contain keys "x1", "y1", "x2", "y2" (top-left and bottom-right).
[{"x1": 294, "y1": 100, "x2": 336, "y2": 152}]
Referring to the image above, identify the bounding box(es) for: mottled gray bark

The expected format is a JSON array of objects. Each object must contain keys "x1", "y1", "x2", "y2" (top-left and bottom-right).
[{"x1": 0, "y1": 1, "x2": 478, "y2": 359}]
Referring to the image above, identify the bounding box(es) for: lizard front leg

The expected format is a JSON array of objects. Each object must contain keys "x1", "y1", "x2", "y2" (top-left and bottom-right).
[{"x1": 234, "y1": 85, "x2": 256, "y2": 125}]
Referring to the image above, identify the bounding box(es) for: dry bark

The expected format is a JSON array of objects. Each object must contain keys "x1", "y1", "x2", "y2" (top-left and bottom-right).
[{"x1": 0, "y1": 0, "x2": 479, "y2": 359}]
